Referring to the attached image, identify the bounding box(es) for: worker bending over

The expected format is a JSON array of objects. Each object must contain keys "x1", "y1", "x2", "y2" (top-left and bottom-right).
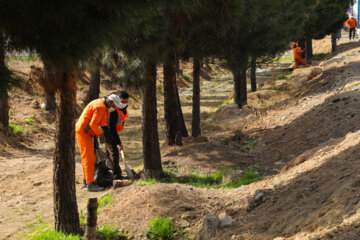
[
  {"x1": 75, "y1": 95, "x2": 122, "y2": 192},
  {"x1": 345, "y1": 15, "x2": 358, "y2": 41},
  {"x1": 101, "y1": 92, "x2": 129, "y2": 180},
  {"x1": 293, "y1": 43, "x2": 308, "y2": 70}
]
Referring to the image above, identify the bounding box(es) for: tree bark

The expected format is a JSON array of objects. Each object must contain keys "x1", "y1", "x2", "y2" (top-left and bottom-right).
[
  {"x1": 53, "y1": 66, "x2": 80, "y2": 235},
  {"x1": 233, "y1": 67, "x2": 247, "y2": 109},
  {"x1": 163, "y1": 54, "x2": 182, "y2": 146},
  {"x1": 331, "y1": 32, "x2": 337, "y2": 53},
  {"x1": 0, "y1": 34, "x2": 9, "y2": 136},
  {"x1": 43, "y1": 63, "x2": 57, "y2": 113},
  {"x1": 250, "y1": 57, "x2": 257, "y2": 92},
  {"x1": 84, "y1": 198, "x2": 98, "y2": 240},
  {"x1": 192, "y1": 58, "x2": 201, "y2": 137},
  {"x1": 306, "y1": 37, "x2": 313, "y2": 64},
  {"x1": 175, "y1": 78, "x2": 188, "y2": 137},
  {"x1": 84, "y1": 65, "x2": 101, "y2": 106},
  {"x1": 299, "y1": 40, "x2": 306, "y2": 59},
  {"x1": 45, "y1": 92, "x2": 57, "y2": 112},
  {"x1": 142, "y1": 60, "x2": 163, "y2": 179}
]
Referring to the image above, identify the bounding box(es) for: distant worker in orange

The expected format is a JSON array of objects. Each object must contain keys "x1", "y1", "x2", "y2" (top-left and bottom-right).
[
  {"x1": 75, "y1": 95, "x2": 122, "y2": 192},
  {"x1": 344, "y1": 15, "x2": 358, "y2": 41},
  {"x1": 293, "y1": 43, "x2": 308, "y2": 70}
]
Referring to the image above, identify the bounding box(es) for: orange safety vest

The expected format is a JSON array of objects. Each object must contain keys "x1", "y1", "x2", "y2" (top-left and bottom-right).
[
  {"x1": 115, "y1": 108, "x2": 128, "y2": 133},
  {"x1": 75, "y1": 98, "x2": 109, "y2": 137},
  {"x1": 345, "y1": 18, "x2": 358, "y2": 29}
]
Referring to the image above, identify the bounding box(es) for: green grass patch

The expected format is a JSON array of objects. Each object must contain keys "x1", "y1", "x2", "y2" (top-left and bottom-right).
[
  {"x1": 216, "y1": 99, "x2": 234, "y2": 111},
  {"x1": 79, "y1": 210, "x2": 87, "y2": 226},
  {"x1": 97, "y1": 194, "x2": 114, "y2": 215},
  {"x1": 137, "y1": 167, "x2": 261, "y2": 189},
  {"x1": 146, "y1": 217, "x2": 176, "y2": 240},
  {"x1": 8, "y1": 55, "x2": 39, "y2": 61},
  {"x1": 314, "y1": 52, "x2": 329, "y2": 58},
  {"x1": 183, "y1": 73, "x2": 191, "y2": 81},
  {"x1": 276, "y1": 74, "x2": 289, "y2": 80},
  {"x1": 77, "y1": 80, "x2": 85, "y2": 89},
  {"x1": 27, "y1": 229, "x2": 81, "y2": 240},
  {"x1": 97, "y1": 224, "x2": 129, "y2": 240},
  {"x1": 223, "y1": 169, "x2": 261, "y2": 188},
  {"x1": 9, "y1": 123, "x2": 23, "y2": 135},
  {"x1": 276, "y1": 56, "x2": 293, "y2": 62},
  {"x1": 25, "y1": 118, "x2": 36, "y2": 124}
]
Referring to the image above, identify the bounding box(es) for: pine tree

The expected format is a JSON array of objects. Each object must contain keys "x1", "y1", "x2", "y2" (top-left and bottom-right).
[{"x1": 0, "y1": 0, "x2": 145, "y2": 234}]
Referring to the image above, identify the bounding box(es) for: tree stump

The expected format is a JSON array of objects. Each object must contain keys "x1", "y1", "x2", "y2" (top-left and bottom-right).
[{"x1": 84, "y1": 198, "x2": 98, "y2": 240}]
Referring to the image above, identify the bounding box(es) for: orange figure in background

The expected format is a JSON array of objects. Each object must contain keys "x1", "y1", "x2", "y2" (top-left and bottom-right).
[
  {"x1": 75, "y1": 96, "x2": 121, "y2": 192},
  {"x1": 293, "y1": 44, "x2": 308, "y2": 70},
  {"x1": 344, "y1": 15, "x2": 358, "y2": 41}
]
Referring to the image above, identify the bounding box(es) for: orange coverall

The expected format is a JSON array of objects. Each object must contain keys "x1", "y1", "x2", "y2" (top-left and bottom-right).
[
  {"x1": 345, "y1": 18, "x2": 358, "y2": 29},
  {"x1": 293, "y1": 47, "x2": 308, "y2": 70},
  {"x1": 75, "y1": 98, "x2": 109, "y2": 184}
]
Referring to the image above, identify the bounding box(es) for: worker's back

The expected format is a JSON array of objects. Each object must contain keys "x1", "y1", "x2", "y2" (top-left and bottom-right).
[
  {"x1": 293, "y1": 47, "x2": 302, "y2": 59},
  {"x1": 76, "y1": 98, "x2": 109, "y2": 136}
]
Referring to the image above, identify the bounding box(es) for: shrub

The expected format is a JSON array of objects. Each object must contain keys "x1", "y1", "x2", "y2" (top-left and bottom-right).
[
  {"x1": 97, "y1": 224, "x2": 129, "y2": 240},
  {"x1": 25, "y1": 118, "x2": 36, "y2": 124},
  {"x1": 146, "y1": 217, "x2": 176, "y2": 240},
  {"x1": 97, "y1": 194, "x2": 114, "y2": 215},
  {"x1": 9, "y1": 123, "x2": 23, "y2": 134},
  {"x1": 276, "y1": 74, "x2": 289, "y2": 80},
  {"x1": 183, "y1": 73, "x2": 191, "y2": 81}
]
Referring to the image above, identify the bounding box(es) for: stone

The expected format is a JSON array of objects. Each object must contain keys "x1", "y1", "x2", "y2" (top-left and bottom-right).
[
  {"x1": 113, "y1": 180, "x2": 130, "y2": 188},
  {"x1": 33, "y1": 182, "x2": 42, "y2": 186},
  {"x1": 177, "y1": 220, "x2": 190, "y2": 228},
  {"x1": 222, "y1": 170, "x2": 244, "y2": 184},
  {"x1": 220, "y1": 216, "x2": 232, "y2": 227},
  {"x1": 247, "y1": 190, "x2": 271, "y2": 211},
  {"x1": 195, "y1": 215, "x2": 220, "y2": 240},
  {"x1": 307, "y1": 67, "x2": 322, "y2": 81},
  {"x1": 31, "y1": 100, "x2": 40, "y2": 109}
]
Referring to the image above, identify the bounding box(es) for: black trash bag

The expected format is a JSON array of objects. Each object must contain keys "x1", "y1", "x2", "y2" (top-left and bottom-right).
[{"x1": 94, "y1": 161, "x2": 114, "y2": 188}]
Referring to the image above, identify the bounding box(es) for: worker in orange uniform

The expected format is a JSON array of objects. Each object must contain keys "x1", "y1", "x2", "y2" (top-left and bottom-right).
[
  {"x1": 344, "y1": 15, "x2": 358, "y2": 41},
  {"x1": 75, "y1": 95, "x2": 122, "y2": 192},
  {"x1": 293, "y1": 43, "x2": 308, "y2": 70},
  {"x1": 101, "y1": 92, "x2": 129, "y2": 179}
]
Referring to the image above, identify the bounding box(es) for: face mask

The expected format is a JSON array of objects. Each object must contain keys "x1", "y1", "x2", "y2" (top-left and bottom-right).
[{"x1": 119, "y1": 102, "x2": 128, "y2": 109}]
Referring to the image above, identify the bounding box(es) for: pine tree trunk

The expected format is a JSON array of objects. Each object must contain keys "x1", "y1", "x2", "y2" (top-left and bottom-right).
[
  {"x1": 175, "y1": 54, "x2": 180, "y2": 76},
  {"x1": 0, "y1": 91, "x2": 9, "y2": 136},
  {"x1": 233, "y1": 67, "x2": 247, "y2": 109},
  {"x1": 142, "y1": 60, "x2": 163, "y2": 179},
  {"x1": 45, "y1": 92, "x2": 57, "y2": 112},
  {"x1": 331, "y1": 32, "x2": 337, "y2": 53},
  {"x1": 192, "y1": 58, "x2": 201, "y2": 137},
  {"x1": 306, "y1": 37, "x2": 313, "y2": 64},
  {"x1": 175, "y1": 78, "x2": 189, "y2": 137},
  {"x1": 84, "y1": 66, "x2": 101, "y2": 105},
  {"x1": 44, "y1": 63, "x2": 57, "y2": 113},
  {"x1": 163, "y1": 54, "x2": 182, "y2": 146},
  {"x1": 250, "y1": 57, "x2": 257, "y2": 92},
  {"x1": 53, "y1": 66, "x2": 80, "y2": 235},
  {"x1": 0, "y1": 34, "x2": 9, "y2": 136},
  {"x1": 299, "y1": 40, "x2": 306, "y2": 59}
]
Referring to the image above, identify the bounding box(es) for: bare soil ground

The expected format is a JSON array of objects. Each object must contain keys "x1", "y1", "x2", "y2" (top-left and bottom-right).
[{"x1": 2, "y1": 33, "x2": 360, "y2": 240}]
